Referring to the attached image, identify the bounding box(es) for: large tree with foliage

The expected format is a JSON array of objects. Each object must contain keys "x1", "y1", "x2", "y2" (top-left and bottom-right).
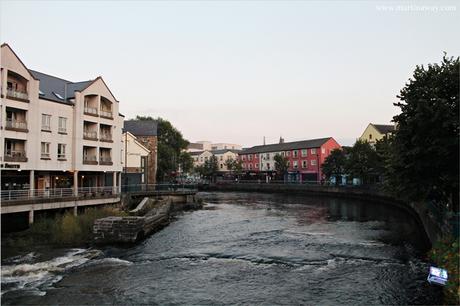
[
  {"x1": 322, "y1": 148, "x2": 346, "y2": 185},
  {"x1": 345, "y1": 140, "x2": 379, "y2": 185},
  {"x1": 135, "y1": 116, "x2": 189, "y2": 181},
  {"x1": 274, "y1": 154, "x2": 289, "y2": 180},
  {"x1": 386, "y1": 54, "x2": 459, "y2": 210},
  {"x1": 178, "y1": 151, "x2": 194, "y2": 174}
]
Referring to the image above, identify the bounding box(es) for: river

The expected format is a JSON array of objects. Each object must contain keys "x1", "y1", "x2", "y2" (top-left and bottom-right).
[{"x1": 1, "y1": 192, "x2": 442, "y2": 305}]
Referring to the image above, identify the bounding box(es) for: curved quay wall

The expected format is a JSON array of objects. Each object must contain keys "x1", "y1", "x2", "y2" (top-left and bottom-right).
[{"x1": 200, "y1": 183, "x2": 447, "y2": 246}]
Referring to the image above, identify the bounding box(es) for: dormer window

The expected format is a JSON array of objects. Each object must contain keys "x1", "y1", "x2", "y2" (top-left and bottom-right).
[{"x1": 53, "y1": 92, "x2": 64, "y2": 100}]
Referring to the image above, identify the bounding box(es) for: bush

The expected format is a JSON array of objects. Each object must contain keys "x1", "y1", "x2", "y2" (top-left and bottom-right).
[{"x1": 428, "y1": 237, "x2": 460, "y2": 305}]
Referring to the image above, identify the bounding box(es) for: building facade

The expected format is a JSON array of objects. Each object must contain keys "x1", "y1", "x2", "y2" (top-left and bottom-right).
[
  {"x1": 121, "y1": 132, "x2": 150, "y2": 185},
  {"x1": 123, "y1": 120, "x2": 158, "y2": 185},
  {"x1": 190, "y1": 149, "x2": 240, "y2": 172},
  {"x1": 0, "y1": 43, "x2": 124, "y2": 192},
  {"x1": 187, "y1": 141, "x2": 242, "y2": 152},
  {"x1": 359, "y1": 123, "x2": 395, "y2": 145},
  {"x1": 238, "y1": 137, "x2": 341, "y2": 182}
]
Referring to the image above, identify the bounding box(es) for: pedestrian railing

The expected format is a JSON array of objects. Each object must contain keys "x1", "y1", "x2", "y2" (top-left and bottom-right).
[{"x1": 1, "y1": 184, "x2": 198, "y2": 202}]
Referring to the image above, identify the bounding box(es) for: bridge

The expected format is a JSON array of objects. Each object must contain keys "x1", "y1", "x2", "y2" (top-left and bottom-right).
[{"x1": 0, "y1": 184, "x2": 198, "y2": 224}]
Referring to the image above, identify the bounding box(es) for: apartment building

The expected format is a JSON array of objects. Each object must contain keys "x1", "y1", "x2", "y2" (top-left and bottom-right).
[
  {"x1": 187, "y1": 141, "x2": 242, "y2": 152},
  {"x1": 0, "y1": 43, "x2": 124, "y2": 192},
  {"x1": 190, "y1": 149, "x2": 240, "y2": 172},
  {"x1": 238, "y1": 137, "x2": 341, "y2": 182}
]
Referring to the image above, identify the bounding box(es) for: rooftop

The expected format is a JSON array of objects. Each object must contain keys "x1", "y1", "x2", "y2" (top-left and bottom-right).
[
  {"x1": 123, "y1": 120, "x2": 158, "y2": 136},
  {"x1": 240, "y1": 137, "x2": 333, "y2": 154}
]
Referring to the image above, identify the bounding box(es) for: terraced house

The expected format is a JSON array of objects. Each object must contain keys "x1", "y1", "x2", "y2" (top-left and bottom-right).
[
  {"x1": 238, "y1": 137, "x2": 341, "y2": 182},
  {"x1": 0, "y1": 43, "x2": 124, "y2": 193}
]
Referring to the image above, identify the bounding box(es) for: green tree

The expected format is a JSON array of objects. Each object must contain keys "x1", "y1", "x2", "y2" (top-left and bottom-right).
[
  {"x1": 135, "y1": 116, "x2": 189, "y2": 181},
  {"x1": 386, "y1": 54, "x2": 459, "y2": 210},
  {"x1": 321, "y1": 148, "x2": 346, "y2": 185},
  {"x1": 178, "y1": 151, "x2": 194, "y2": 174},
  {"x1": 274, "y1": 154, "x2": 289, "y2": 180},
  {"x1": 345, "y1": 140, "x2": 379, "y2": 185}
]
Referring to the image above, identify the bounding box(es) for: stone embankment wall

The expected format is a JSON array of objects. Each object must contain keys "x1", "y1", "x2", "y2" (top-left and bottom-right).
[
  {"x1": 93, "y1": 195, "x2": 201, "y2": 244},
  {"x1": 202, "y1": 183, "x2": 447, "y2": 245}
]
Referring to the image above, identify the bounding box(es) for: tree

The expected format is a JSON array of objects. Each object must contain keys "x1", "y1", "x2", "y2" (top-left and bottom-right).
[
  {"x1": 322, "y1": 149, "x2": 346, "y2": 185},
  {"x1": 178, "y1": 151, "x2": 194, "y2": 174},
  {"x1": 345, "y1": 140, "x2": 379, "y2": 185},
  {"x1": 386, "y1": 54, "x2": 459, "y2": 210},
  {"x1": 135, "y1": 116, "x2": 189, "y2": 182},
  {"x1": 274, "y1": 154, "x2": 289, "y2": 180}
]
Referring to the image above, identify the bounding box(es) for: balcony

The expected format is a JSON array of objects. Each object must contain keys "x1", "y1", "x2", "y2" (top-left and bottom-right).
[
  {"x1": 4, "y1": 149, "x2": 27, "y2": 162},
  {"x1": 6, "y1": 89, "x2": 29, "y2": 102},
  {"x1": 99, "y1": 156, "x2": 113, "y2": 165},
  {"x1": 83, "y1": 130, "x2": 98, "y2": 141},
  {"x1": 84, "y1": 106, "x2": 98, "y2": 116},
  {"x1": 83, "y1": 155, "x2": 98, "y2": 165},
  {"x1": 100, "y1": 110, "x2": 113, "y2": 119},
  {"x1": 5, "y1": 119, "x2": 28, "y2": 132},
  {"x1": 58, "y1": 127, "x2": 67, "y2": 134},
  {"x1": 100, "y1": 133, "x2": 113, "y2": 142}
]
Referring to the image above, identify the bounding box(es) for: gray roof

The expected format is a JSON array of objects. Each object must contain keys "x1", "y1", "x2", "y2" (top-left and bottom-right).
[
  {"x1": 372, "y1": 124, "x2": 395, "y2": 135},
  {"x1": 211, "y1": 149, "x2": 241, "y2": 155},
  {"x1": 240, "y1": 137, "x2": 332, "y2": 154},
  {"x1": 29, "y1": 70, "x2": 92, "y2": 104},
  {"x1": 124, "y1": 120, "x2": 158, "y2": 136}
]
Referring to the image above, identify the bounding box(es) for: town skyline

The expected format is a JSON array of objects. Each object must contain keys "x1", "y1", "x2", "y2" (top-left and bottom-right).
[{"x1": 1, "y1": 1, "x2": 459, "y2": 146}]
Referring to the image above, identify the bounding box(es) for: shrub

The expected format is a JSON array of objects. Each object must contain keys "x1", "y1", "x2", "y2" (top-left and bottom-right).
[{"x1": 428, "y1": 237, "x2": 460, "y2": 305}]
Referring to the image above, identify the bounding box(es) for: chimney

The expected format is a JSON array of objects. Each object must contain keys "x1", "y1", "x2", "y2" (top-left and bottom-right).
[
  {"x1": 279, "y1": 136, "x2": 284, "y2": 144},
  {"x1": 263, "y1": 136, "x2": 266, "y2": 145}
]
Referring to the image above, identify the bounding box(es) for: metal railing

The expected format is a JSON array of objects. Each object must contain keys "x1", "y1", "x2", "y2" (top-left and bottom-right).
[
  {"x1": 58, "y1": 127, "x2": 67, "y2": 133},
  {"x1": 84, "y1": 107, "x2": 98, "y2": 115},
  {"x1": 100, "y1": 110, "x2": 113, "y2": 118},
  {"x1": 5, "y1": 119, "x2": 27, "y2": 130},
  {"x1": 0, "y1": 186, "x2": 117, "y2": 202},
  {"x1": 6, "y1": 89, "x2": 28, "y2": 100},
  {"x1": 0, "y1": 184, "x2": 198, "y2": 202},
  {"x1": 83, "y1": 131, "x2": 98, "y2": 139}
]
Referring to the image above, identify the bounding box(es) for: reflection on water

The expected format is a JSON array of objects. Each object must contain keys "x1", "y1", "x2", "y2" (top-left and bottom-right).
[{"x1": 1, "y1": 192, "x2": 440, "y2": 305}]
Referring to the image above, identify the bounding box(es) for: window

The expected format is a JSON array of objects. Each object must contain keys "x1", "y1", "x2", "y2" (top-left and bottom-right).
[
  {"x1": 302, "y1": 160, "x2": 307, "y2": 168},
  {"x1": 53, "y1": 92, "x2": 64, "y2": 100},
  {"x1": 311, "y1": 148, "x2": 317, "y2": 154},
  {"x1": 293, "y1": 150, "x2": 298, "y2": 158},
  {"x1": 220, "y1": 156, "x2": 223, "y2": 161},
  {"x1": 286, "y1": 151, "x2": 290, "y2": 156},
  {"x1": 58, "y1": 144, "x2": 66, "y2": 159},
  {"x1": 255, "y1": 163, "x2": 259, "y2": 168},
  {"x1": 287, "y1": 161, "x2": 290, "y2": 167},
  {"x1": 242, "y1": 155, "x2": 246, "y2": 161},
  {"x1": 311, "y1": 159, "x2": 317, "y2": 166},
  {"x1": 41, "y1": 114, "x2": 51, "y2": 131},
  {"x1": 266, "y1": 163, "x2": 270, "y2": 170},
  {"x1": 293, "y1": 161, "x2": 298, "y2": 169},
  {"x1": 369, "y1": 134, "x2": 373, "y2": 140},
  {"x1": 200, "y1": 157, "x2": 203, "y2": 162},
  {"x1": 301, "y1": 149, "x2": 307, "y2": 157},
  {"x1": 58, "y1": 117, "x2": 67, "y2": 133},
  {"x1": 321, "y1": 148, "x2": 326, "y2": 154},
  {"x1": 249, "y1": 164, "x2": 252, "y2": 170},
  {"x1": 281, "y1": 152, "x2": 285, "y2": 157},
  {"x1": 265, "y1": 153, "x2": 270, "y2": 160},
  {"x1": 248, "y1": 154, "x2": 252, "y2": 161},
  {"x1": 41, "y1": 142, "x2": 50, "y2": 158},
  {"x1": 220, "y1": 163, "x2": 223, "y2": 169}
]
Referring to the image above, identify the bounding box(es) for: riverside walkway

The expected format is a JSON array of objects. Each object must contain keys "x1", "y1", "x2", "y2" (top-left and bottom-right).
[{"x1": 0, "y1": 184, "x2": 198, "y2": 224}]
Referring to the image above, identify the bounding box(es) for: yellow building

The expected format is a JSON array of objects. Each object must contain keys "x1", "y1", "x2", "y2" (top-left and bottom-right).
[{"x1": 359, "y1": 123, "x2": 395, "y2": 144}]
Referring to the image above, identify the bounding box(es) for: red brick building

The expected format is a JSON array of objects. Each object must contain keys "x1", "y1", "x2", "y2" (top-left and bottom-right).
[{"x1": 238, "y1": 137, "x2": 341, "y2": 183}]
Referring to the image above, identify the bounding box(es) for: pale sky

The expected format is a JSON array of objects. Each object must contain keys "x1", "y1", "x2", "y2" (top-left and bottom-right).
[{"x1": 1, "y1": 1, "x2": 459, "y2": 146}]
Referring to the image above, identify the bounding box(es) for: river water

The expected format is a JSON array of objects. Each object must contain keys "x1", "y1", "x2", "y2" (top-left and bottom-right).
[{"x1": 1, "y1": 192, "x2": 442, "y2": 305}]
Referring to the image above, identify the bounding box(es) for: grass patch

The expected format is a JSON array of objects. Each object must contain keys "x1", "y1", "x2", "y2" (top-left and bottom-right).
[
  {"x1": 3, "y1": 207, "x2": 127, "y2": 249},
  {"x1": 428, "y1": 237, "x2": 460, "y2": 305}
]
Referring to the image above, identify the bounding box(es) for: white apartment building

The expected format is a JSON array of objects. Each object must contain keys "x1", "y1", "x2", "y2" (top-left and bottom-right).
[
  {"x1": 0, "y1": 43, "x2": 124, "y2": 192},
  {"x1": 190, "y1": 149, "x2": 240, "y2": 172},
  {"x1": 187, "y1": 141, "x2": 242, "y2": 152}
]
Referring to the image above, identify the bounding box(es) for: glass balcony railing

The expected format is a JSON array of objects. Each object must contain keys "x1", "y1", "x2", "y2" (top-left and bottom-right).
[
  {"x1": 83, "y1": 131, "x2": 98, "y2": 139},
  {"x1": 6, "y1": 89, "x2": 28, "y2": 100},
  {"x1": 5, "y1": 119, "x2": 27, "y2": 130},
  {"x1": 84, "y1": 106, "x2": 98, "y2": 115}
]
